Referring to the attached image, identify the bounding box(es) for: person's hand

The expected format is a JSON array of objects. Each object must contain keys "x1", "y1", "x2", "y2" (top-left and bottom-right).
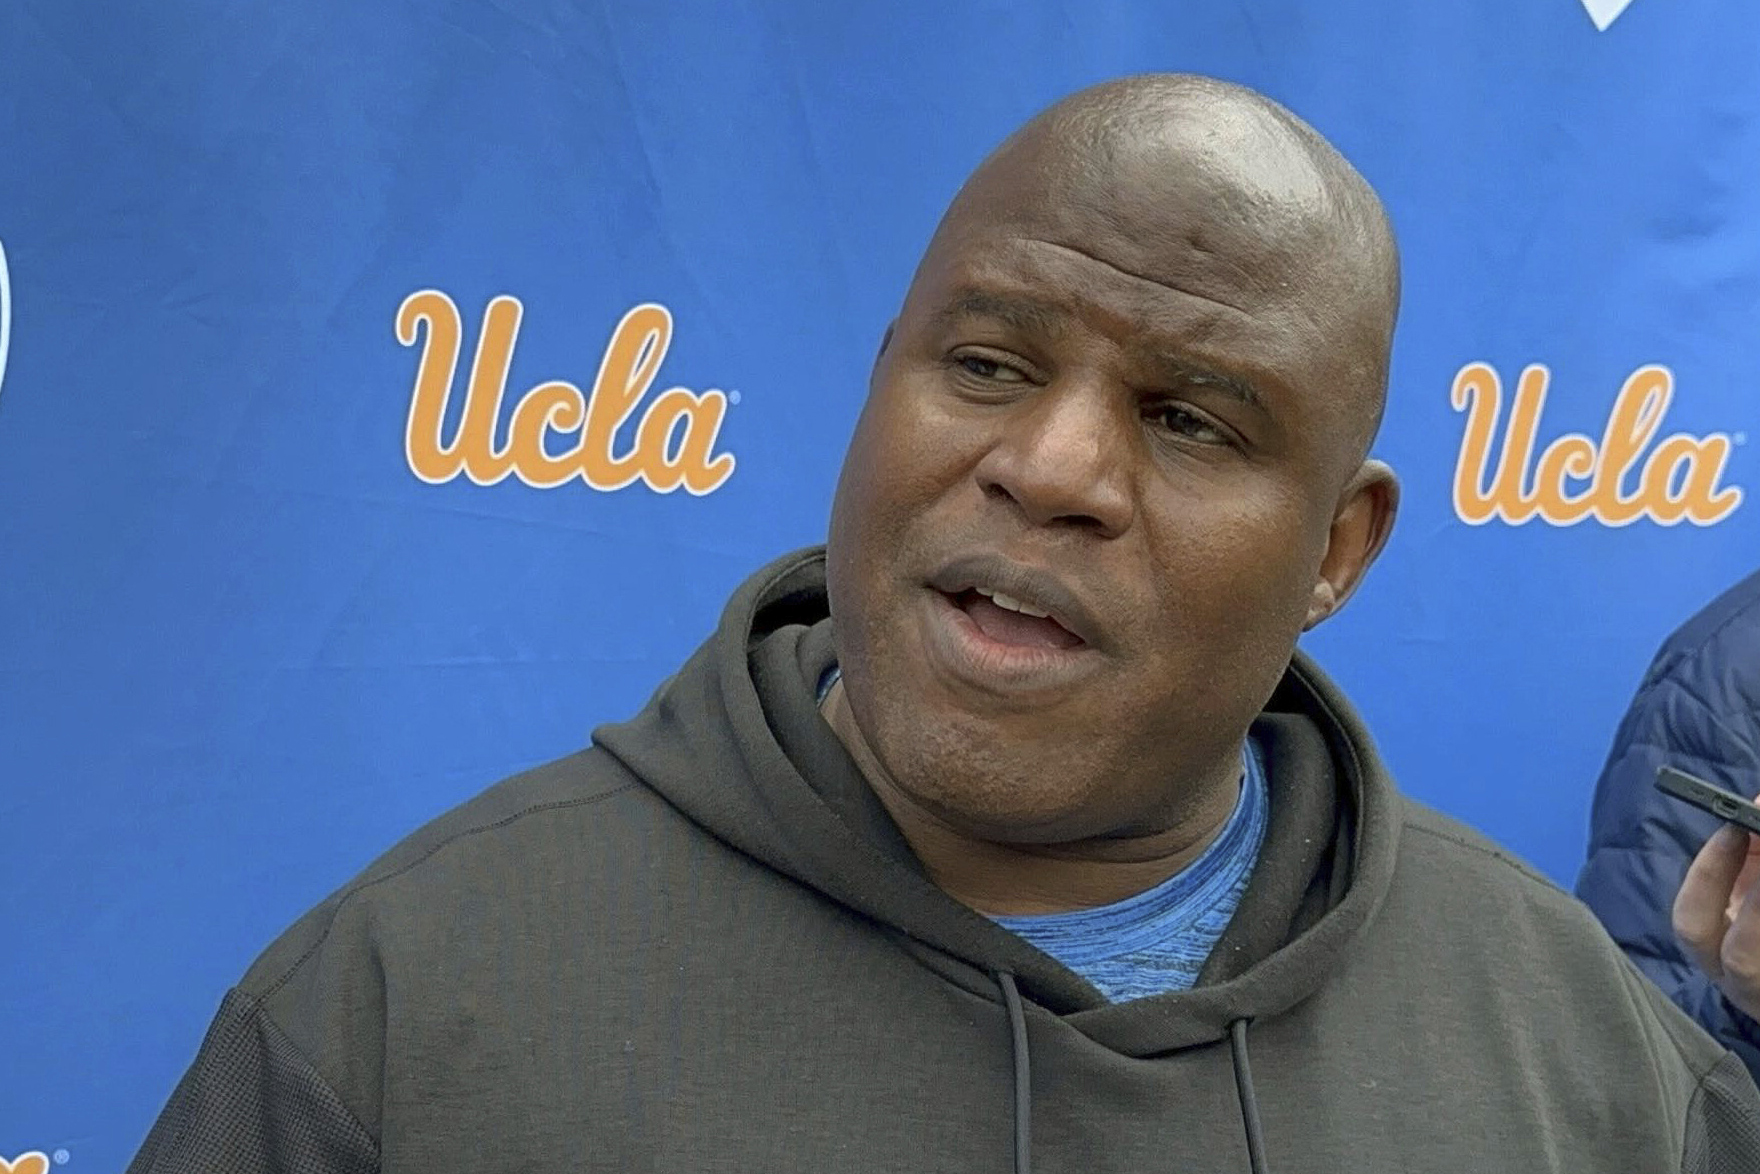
[{"x1": 1674, "y1": 822, "x2": 1760, "y2": 1020}]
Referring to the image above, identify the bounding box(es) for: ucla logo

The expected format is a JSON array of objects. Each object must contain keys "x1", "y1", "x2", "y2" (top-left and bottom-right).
[
  {"x1": 397, "y1": 291, "x2": 736, "y2": 495},
  {"x1": 1451, "y1": 363, "x2": 1743, "y2": 527}
]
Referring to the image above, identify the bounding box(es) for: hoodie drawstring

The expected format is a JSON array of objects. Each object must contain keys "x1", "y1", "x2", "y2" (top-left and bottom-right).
[
  {"x1": 991, "y1": 973, "x2": 1269, "y2": 1174},
  {"x1": 1228, "y1": 1018, "x2": 1270, "y2": 1174},
  {"x1": 996, "y1": 972, "x2": 1032, "y2": 1174}
]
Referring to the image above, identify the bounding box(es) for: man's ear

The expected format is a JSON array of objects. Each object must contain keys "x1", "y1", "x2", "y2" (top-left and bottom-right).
[{"x1": 1305, "y1": 459, "x2": 1400, "y2": 631}]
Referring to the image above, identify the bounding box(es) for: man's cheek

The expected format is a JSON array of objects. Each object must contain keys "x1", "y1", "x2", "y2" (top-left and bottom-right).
[{"x1": 1192, "y1": 556, "x2": 1311, "y2": 636}]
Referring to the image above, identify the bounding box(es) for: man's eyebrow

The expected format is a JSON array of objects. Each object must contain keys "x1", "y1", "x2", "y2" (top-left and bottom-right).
[
  {"x1": 1141, "y1": 351, "x2": 1269, "y2": 414},
  {"x1": 931, "y1": 290, "x2": 1268, "y2": 413},
  {"x1": 929, "y1": 290, "x2": 1068, "y2": 335}
]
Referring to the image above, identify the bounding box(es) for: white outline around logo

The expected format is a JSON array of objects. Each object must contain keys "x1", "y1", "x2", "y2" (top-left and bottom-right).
[
  {"x1": 1580, "y1": 0, "x2": 1636, "y2": 31},
  {"x1": 0, "y1": 237, "x2": 11, "y2": 410}
]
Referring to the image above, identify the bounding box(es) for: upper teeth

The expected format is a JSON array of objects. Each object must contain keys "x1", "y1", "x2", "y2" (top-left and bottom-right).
[{"x1": 975, "y1": 586, "x2": 1051, "y2": 619}]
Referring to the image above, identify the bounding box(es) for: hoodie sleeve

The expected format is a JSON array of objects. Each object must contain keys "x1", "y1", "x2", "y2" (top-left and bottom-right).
[
  {"x1": 125, "y1": 988, "x2": 380, "y2": 1174},
  {"x1": 1576, "y1": 671, "x2": 1760, "y2": 1078},
  {"x1": 1681, "y1": 1050, "x2": 1760, "y2": 1173}
]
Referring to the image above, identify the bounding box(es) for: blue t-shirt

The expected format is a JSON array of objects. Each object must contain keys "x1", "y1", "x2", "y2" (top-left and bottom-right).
[
  {"x1": 818, "y1": 664, "x2": 1270, "y2": 1001},
  {"x1": 992, "y1": 743, "x2": 1269, "y2": 1001}
]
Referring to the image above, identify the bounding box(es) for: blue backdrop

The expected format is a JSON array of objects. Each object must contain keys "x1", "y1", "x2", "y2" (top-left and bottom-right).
[{"x1": 4, "y1": 1, "x2": 1759, "y2": 1168}]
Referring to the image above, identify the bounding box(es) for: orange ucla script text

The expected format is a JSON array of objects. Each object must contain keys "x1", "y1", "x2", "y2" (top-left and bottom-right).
[
  {"x1": 1451, "y1": 362, "x2": 1743, "y2": 526},
  {"x1": 397, "y1": 291, "x2": 736, "y2": 494}
]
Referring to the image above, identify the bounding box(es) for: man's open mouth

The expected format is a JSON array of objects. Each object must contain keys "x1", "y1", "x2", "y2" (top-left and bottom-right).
[{"x1": 946, "y1": 587, "x2": 1085, "y2": 651}]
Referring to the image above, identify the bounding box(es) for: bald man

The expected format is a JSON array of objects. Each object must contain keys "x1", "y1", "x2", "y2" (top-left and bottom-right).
[{"x1": 129, "y1": 76, "x2": 1760, "y2": 1174}]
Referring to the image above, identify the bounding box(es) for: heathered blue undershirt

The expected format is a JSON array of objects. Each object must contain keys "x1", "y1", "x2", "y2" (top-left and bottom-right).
[
  {"x1": 817, "y1": 664, "x2": 1270, "y2": 1002},
  {"x1": 992, "y1": 742, "x2": 1268, "y2": 1001}
]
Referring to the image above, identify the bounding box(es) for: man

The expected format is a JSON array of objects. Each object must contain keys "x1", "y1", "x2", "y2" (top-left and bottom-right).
[
  {"x1": 128, "y1": 75, "x2": 1760, "y2": 1174},
  {"x1": 1578, "y1": 566, "x2": 1760, "y2": 1082}
]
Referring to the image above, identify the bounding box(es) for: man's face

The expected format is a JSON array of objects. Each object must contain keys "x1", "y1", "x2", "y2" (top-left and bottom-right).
[{"x1": 825, "y1": 132, "x2": 1390, "y2": 843}]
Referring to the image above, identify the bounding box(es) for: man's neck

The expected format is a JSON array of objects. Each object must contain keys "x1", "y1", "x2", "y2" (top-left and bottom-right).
[{"x1": 820, "y1": 678, "x2": 1243, "y2": 916}]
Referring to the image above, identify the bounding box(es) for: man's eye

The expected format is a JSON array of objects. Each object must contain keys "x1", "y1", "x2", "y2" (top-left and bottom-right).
[
  {"x1": 1151, "y1": 403, "x2": 1229, "y2": 444},
  {"x1": 956, "y1": 355, "x2": 1027, "y2": 383}
]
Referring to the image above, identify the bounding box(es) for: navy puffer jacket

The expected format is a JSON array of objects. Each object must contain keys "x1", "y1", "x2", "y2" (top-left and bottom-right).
[{"x1": 1576, "y1": 567, "x2": 1760, "y2": 1080}]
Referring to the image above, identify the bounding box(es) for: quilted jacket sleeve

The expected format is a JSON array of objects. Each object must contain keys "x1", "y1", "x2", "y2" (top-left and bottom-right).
[{"x1": 1576, "y1": 659, "x2": 1760, "y2": 1080}]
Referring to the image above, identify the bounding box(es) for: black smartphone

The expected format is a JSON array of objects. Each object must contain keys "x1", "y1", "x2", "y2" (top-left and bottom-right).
[{"x1": 1655, "y1": 766, "x2": 1760, "y2": 837}]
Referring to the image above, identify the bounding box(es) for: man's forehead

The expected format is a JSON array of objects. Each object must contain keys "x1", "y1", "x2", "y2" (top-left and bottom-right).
[
  {"x1": 931, "y1": 174, "x2": 1333, "y2": 329},
  {"x1": 915, "y1": 223, "x2": 1307, "y2": 349},
  {"x1": 922, "y1": 259, "x2": 1254, "y2": 345}
]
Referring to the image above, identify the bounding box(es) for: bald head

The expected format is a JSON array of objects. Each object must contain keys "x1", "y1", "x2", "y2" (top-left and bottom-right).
[{"x1": 916, "y1": 74, "x2": 1400, "y2": 462}]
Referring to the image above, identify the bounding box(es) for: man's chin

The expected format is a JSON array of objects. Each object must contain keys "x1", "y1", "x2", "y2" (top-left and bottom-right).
[{"x1": 882, "y1": 760, "x2": 1119, "y2": 846}]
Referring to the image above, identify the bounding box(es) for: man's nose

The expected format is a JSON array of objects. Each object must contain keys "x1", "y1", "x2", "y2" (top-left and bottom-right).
[{"x1": 972, "y1": 382, "x2": 1134, "y2": 538}]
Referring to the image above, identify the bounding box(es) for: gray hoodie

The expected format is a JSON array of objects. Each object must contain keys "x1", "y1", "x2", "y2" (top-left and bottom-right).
[{"x1": 127, "y1": 548, "x2": 1760, "y2": 1174}]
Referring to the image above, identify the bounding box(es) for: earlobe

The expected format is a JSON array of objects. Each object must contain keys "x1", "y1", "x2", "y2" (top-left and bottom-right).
[{"x1": 1304, "y1": 579, "x2": 1340, "y2": 631}]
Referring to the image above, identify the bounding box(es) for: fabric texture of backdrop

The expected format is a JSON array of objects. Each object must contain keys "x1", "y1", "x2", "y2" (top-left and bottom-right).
[{"x1": 2, "y1": 0, "x2": 1758, "y2": 1167}]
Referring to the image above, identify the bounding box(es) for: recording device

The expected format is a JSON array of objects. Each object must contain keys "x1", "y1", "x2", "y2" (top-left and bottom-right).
[{"x1": 1654, "y1": 766, "x2": 1760, "y2": 837}]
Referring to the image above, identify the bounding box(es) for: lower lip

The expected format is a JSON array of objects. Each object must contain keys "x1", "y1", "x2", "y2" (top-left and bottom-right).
[{"x1": 918, "y1": 589, "x2": 1104, "y2": 695}]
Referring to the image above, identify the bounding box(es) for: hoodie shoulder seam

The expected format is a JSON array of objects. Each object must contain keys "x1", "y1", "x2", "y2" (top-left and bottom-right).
[
  {"x1": 258, "y1": 782, "x2": 639, "y2": 1001},
  {"x1": 1401, "y1": 819, "x2": 1558, "y2": 891}
]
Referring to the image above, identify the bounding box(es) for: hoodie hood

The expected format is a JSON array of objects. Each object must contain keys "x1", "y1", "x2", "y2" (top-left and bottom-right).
[{"x1": 593, "y1": 546, "x2": 1402, "y2": 1057}]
